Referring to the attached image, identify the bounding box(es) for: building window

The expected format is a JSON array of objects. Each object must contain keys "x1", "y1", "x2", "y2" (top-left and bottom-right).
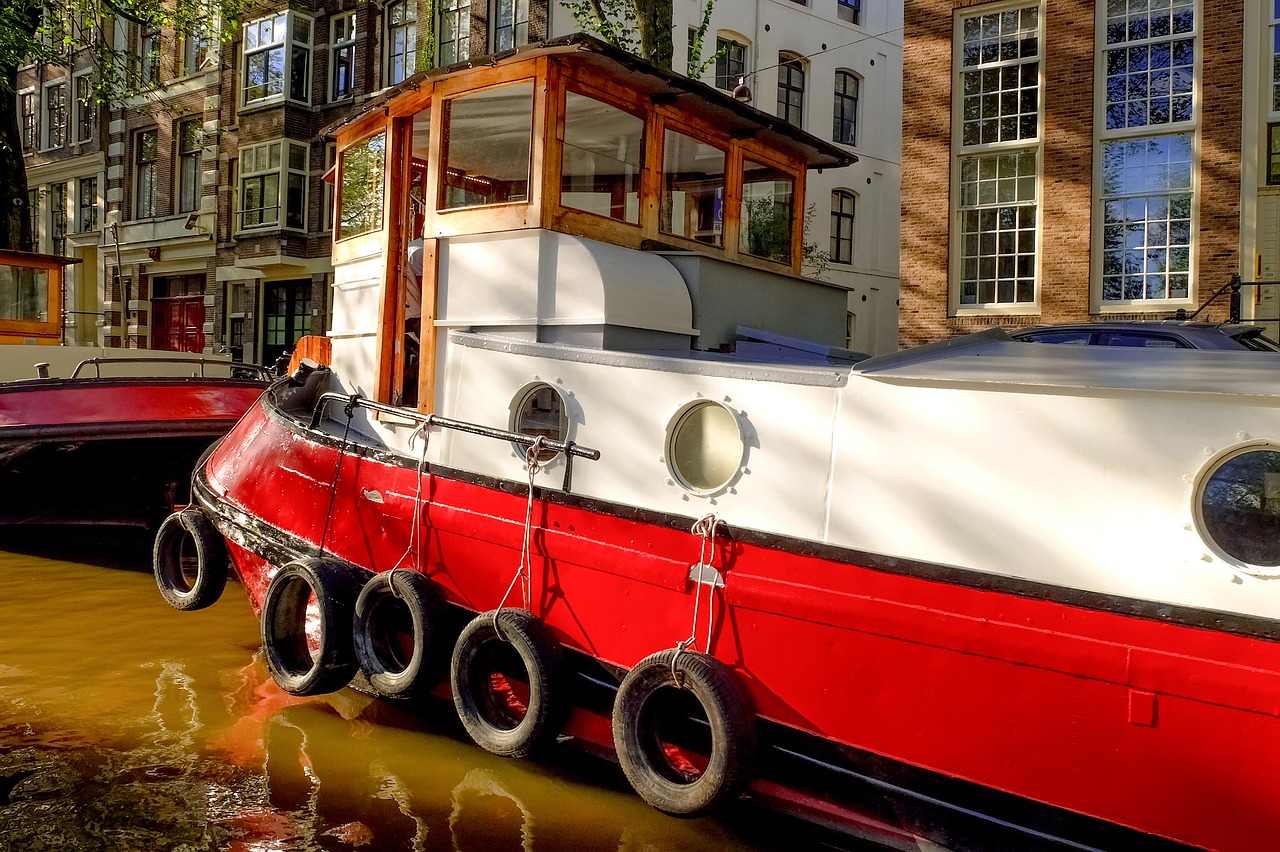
[
  {"x1": 239, "y1": 140, "x2": 308, "y2": 230},
  {"x1": 50, "y1": 183, "x2": 67, "y2": 257},
  {"x1": 438, "y1": 0, "x2": 470, "y2": 68},
  {"x1": 777, "y1": 54, "x2": 805, "y2": 126},
  {"x1": 834, "y1": 70, "x2": 859, "y2": 146},
  {"x1": 78, "y1": 176, "x2": 98, "y2": 234},
  {"x1": 178, "y1": 119, "x2": 202, "y2": 214},
  {"x1": 1273, "y1": 4, "x2": 1280, "y2": 112},
  {"x1": 74, "y1": 74, "x2": 94, "y2": 143},
  {"x1": 714, "y1": 37, "x2": 746, "y2": 91},
  {"x1": 135, "y1": 128, "x2": 158, "y2": 219},
  {"x1": 837, "y1": 0, "x2": 862, "y2": 26},
  {"x1": 954, "y1": 5, "x2": 1041, "y2": 309},
  {"x1": 831, "y1": 189, "x2": 855, "y2": 264},
  {"x1": 20, "y1": 92, "x2": 38, "y2": 153},
  {"x1": 1268, "y1": 124, "x2": 1280, "y2": 186},
  {"x1": 1098, "y1": 0, "x2": 1196, "y2": 306},
  {"x1": 181, "y1": 27, "x2": 211, "y2": 77},
  {"x1": 387, "y1": 0, "x2": 417, "y2": 83},
  {"x1": 139, "y1": 25, "x2": 161, "y2": 86},
  {"x1": 43, "y1": 82, "x2": 67, "y2": 149},
  {"x1": 660, "y1": 129, "x2": 725, "y2": 246},
  {"x1": 242, "y1": 12, "x2": 313, "y2": 105},
  {"x1": 330, "y1": 12, "x2": 356, "y2": 101},
  {"x1": 493, "y1": 0, "x2": 528, "y2": 52}
]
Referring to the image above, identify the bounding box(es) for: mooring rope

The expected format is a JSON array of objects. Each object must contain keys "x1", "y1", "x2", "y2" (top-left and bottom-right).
[
  {"x1": 671, "y1": 513, "x2": 725, "y2": 686},
  {"x1": 494, "y1": 437, "x2": 547, "y2": 634},
  {"x1": 318, "y1": 395, "x2": 358, "y2": 557},
  {"x1": 387, "y1": 421, "x2": 433, "y2": 598}
]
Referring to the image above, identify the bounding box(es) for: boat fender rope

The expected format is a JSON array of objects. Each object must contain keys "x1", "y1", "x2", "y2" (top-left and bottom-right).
[
  {"x1": 318, "y1": 403, "x2": 356, "y2": 557},
  {"x1": 388, "y1": 421, "x2": 434, "y2": 590},
  {"x1": 495, "y1": 437, "x2": 547, "y2": 635},
  {"x1": 672, "y1": 514, "x2": 726, "y2": 686}
]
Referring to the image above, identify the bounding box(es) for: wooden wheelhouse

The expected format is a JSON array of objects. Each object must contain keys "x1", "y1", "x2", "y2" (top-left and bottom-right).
[
  {"x1": 0, "y1": 250, "x2": 75, "y2": 345},
  {"x1": 325, "y1": 35, "x2": 855, "y2": 412}
]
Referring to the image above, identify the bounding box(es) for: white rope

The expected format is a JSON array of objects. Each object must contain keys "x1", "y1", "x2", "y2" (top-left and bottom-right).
[
  {"x1": 671, "y1": 513, "x2": 724, "y2": 686},
  {"x1": 495, "y1": 437, "x2": 547, "y2": 622},
  {"x1": 388, "y1": 422, "x2": 432, "y2": 596}
]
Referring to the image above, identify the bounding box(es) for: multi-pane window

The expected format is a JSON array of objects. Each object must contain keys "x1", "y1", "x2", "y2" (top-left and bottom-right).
[
  {"x1": 239, "y1": 140, "x2": 308, "y2": 230},
  {"x1": 837, "y1": 0, "x2": 862, "y2": 26},
  {"x1": 1099, "y1": 0, "x2": 1196, "y2": 305},
  {"x1": 44, "y1": 82, "x2": 67, "y2": 149},
  {"x1": 182, "y1": 28, "x2": 211, "y2": 77},
  {"x1": 135, "y1": 129, "x2": 158, "y2": 219},
  {"x1": 78, "y1": 176, "x2": 98, "y2": 234},
  {"x1": 387, "y1": 0, "x2": 417, "y2": 83},
  {"x1": 74, "y1": 74, "x2": 94, "y2": 142},
  {"x1": 1268, "y1": 124, "x2": 1280, "y2": 187},
  {"x1": 831, "y1": 190, "x2": 855, "y2": 264},
  {"x1": 140, "y1": 26, "x2": 161, "y2": 85},
  {"x1": 714, "y1": 37, "x2": 745, "y2": 90},
  {"x1": 49, "y1": 183, "x2": 67, "y2": 257},
  {"x1": 242, "y1": 12, "x2": 313, "y2": 104},
  {"x1": 493, "y1": 0, "x2": 528, "y2": 52},
  {"x1": 1273, "y1": 3, "x2": 1280, "y2": 112},
  {"x1": 330, "y1": 12, "x2": 356, "y2": 101},
  {"x1": 438, "y1": 0, "x2": 470, "y2": 68},
  {"x1": 777, "y1": 55, "x2": 805, "y2": 126},
  {"x1": 178, "y1": 119, "x2": 202, "y2": 214},
  {"x1": 955, "y1": 5, "x2": 1041, "y2": 309},
  {"x1": 834, "y1": 70, "x2": 859, "y2": 145},
  {"x1": 20, "y1": 93, "x2": 38, "y2": 152}
]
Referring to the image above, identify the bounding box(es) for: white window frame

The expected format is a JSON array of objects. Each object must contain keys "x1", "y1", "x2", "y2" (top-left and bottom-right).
[
  {"x1": 386, "y1": 0, "x2": 417, "y2": 85},
  {"x1": 42, "y1": 79, "x2": 68, "y2": 151},
  {"x1": 329, "y1": 11, "x2": 357, "y2": 102},
  {"x1": 950, "y1": 2, "x2": 1044, "y2": 316},
  {"x1": 72, "y1": 71, "x2": 94, "y2": 144},
  {"x1": 19, "y1": 89, "x2": 38, "y2": 154},
  {"x1": 237, "y1": 140, "x2": 309, "y2": 233},
  {"x1": 241, "y1": 11, "x2": 314, "y2": 107},
  {"x1": 491, "y1": 0, "x2": 529, "y2": 53},
  {"x1": 1092, "y1": 0, "x2": 1199, "y2": 312},
  {"x1": 135, "y1": 127, "x2": 159, "y2": 220},
  {"x1": 139, "y1": 24, "x2": 161, "y2": 87}
]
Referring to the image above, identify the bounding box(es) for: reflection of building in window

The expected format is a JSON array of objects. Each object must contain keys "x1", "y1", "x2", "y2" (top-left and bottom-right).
[
  {"x1": 240, "y1": 140, "x2": 309, "y2": 230},
  {"x1": 49, "y1": 183, "x2": 67, "y2": 257},
  {"x1": 135, "y1": 128, "x2": 158, "y2": 219},
  {"x1": 330, "y1": 12, "x2": 356, "y2": 101},
  {"x1": 438, "y1": 0, "x2": 470, "y2": 67},
  {"x1": 78, "y1": 177, "x2": 98, "y2": 234},
  {"x1": 661, "y1": 130, "x2": 725, "y2": 246},
  {"x1": 44, "y1": 82, "x2": 67, "y2": 149},
  {"x1": 954, "y1": 5, "x2": 1040, "y2": 308},
  {"x1": 1098, "y1": 0, "x2": 1196, "y2": 305},
  {"x1": 242, "y1": 12, "x2": 313, "y2": 104},
  {"x1": 178, "y1": 119, "x2": 202, "y2": 214},
  {"x1": 714, "y1": 37, "x2": 745, "y2": 90},
  {"x1": 740, "y1": 160, "x2": 794, "y2": 264},
  {"x1": 441, "y1": 83, "x2": 533, "y2": 209},
  {"x1": 339, "y1": 133, "x2": 386, "y2": 239},
  {"x1": 831, "y1": 190, "x2": 855, "y2": 264},
  {"x1": 493, "y1": 0, "x2": 528, "y2": 52},
  {"x1": 140, "y1": 25, "x2": 161, "y2": 85},
  {"x1": 386, "y1": 1, "x2": 417, "y2": 84},
  {"x1": 833, "y1": 70, "x2": 859, "y2": 146},
  {"x1": 181, "y1": 27, "x2": 211, "y2": 77},
  {"x1": 560, "y1": 93, "x2": 643, "y2": 224},
  {"x1": 777, "y1": 54, "x2": 805, "y2": 127}
]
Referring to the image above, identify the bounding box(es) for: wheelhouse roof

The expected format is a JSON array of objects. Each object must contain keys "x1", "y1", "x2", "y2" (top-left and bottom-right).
[{"x1": 324, "y1": 34, "x2": 858, "y2": 171}]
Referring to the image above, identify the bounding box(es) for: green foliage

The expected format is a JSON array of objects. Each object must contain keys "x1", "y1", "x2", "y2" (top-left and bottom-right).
[
  {"x1": 561, "y1": 0, "x2": 640, "y2": 56},
  {"x1": 686, "y1": 0, "x2": 725, "y2": 79}
]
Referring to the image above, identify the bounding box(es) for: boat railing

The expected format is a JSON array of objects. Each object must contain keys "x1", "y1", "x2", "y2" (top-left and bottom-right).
[
  {"x1": 309, "y1": 392, "x2": 601, "y2": 492},
  {"x1": 69, "y1": 357, "x2": 272, "y2": 381}
]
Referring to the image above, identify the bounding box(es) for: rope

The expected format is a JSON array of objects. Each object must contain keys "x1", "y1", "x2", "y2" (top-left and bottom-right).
[
  {"x1": 317, "y1": 396, "x2": 358, "y2": 557},
  {"x1": 671, "y1": 513, "x2": 725, "y2": 687},
  {"x1": 494, "y1": 437, "x2": 547, "y2": 633},
  {"x1": 387, "y1": 421, "x2": 433, "y2": 598}
]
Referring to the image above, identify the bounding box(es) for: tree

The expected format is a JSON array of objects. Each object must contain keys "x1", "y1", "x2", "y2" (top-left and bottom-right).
[{"x1": 0, "y1": 0, "x2": 243, "y2": 252}]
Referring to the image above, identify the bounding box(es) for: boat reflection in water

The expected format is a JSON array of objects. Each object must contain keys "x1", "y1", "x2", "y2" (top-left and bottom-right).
[{"x1": 0, "y1": 534, "x2": 869, "y2": 852}]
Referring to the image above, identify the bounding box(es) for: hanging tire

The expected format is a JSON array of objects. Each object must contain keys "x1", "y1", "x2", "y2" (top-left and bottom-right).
[
  {"x1": 353, "y1": 569, "x2": 447, "y2": 699},
  {"x1": 612, "y1": 649, "x2": 756, "y2": 817},
  {"x1": 450, "y1": 608, "x2": 568, "y2": 758},
  {"x1": 152, "y1": 509, "x2": 229, "y2": 612},
  {"x1": 261, "y1": 558, "x2": 363, "y2": 696}
]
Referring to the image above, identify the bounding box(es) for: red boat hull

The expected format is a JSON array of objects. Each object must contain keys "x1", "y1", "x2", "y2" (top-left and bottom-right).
[{"x1": 200, "y1": 393, "x2": 1280, "y2": 851}]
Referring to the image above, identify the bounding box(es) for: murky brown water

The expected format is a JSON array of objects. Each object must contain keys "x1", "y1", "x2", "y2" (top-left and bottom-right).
[{"x1": 0, "y1": 530, "x2": 863, "y2": 852}]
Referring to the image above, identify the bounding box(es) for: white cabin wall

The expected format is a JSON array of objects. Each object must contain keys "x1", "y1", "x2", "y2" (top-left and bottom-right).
[{"x1": 547, "y1": 1, "x2": 904, "y2": 354}]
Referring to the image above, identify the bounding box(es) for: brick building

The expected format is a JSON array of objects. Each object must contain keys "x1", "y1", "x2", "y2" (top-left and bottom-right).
[{"x1": 901, "y1": 0, "x2": 1251, "y2": 347}]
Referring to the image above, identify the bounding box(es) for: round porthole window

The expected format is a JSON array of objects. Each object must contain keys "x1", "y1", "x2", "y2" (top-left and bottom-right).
[
  {"x1": 1197, "y1": 445, "x2": 1280, "y2": 573},
  {"x1": 666, "y1": 401, "x2": 745, "y2": 494},
  {"x1": 512, "y1": 383, "x2": 567, "y2": 462}
]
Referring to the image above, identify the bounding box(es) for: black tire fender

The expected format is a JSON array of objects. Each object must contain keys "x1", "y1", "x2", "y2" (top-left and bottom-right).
[
  {"x1": 612, "y1": 649, "x2": 757, "y2": 816},
  {"x1": 152, "y1": 509, "x2": 229, "y2": 611},
  {"x1": 450, "y1": 608, "x2": 568, "y2": 758},
  {"x1": 353, "y1": 569, "x2": 447, "y2": 699},
  {"x1": 261, "y1": 558, "x2": 363, "y2": 696}
]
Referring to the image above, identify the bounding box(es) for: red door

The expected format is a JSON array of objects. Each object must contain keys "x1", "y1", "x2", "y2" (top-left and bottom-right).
[{"x1": 152, "y1": 297, "x2": 206, "y2": 352}]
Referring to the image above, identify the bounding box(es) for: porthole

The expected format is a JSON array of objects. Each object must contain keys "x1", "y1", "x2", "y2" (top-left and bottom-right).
[
  {"x1": 511, "y1": 383, "x2": 567, "y2": 462},
  {"x1": 1197, "y1": 445, "x2": 1280, "y2": 575},
  {"x1": 666, "y1": 401, "x2": 745, "y2": 494}
]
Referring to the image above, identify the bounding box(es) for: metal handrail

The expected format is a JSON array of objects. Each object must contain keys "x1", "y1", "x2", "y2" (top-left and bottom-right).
[
  {"x1": 70, "y1": 356, "x2": 271, "y2": 380},
  {"x1": 309, "y1": 392, "x2": 602, "y2": 492}
]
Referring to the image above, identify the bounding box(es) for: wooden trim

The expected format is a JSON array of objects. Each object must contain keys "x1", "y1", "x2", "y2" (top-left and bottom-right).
[
  {"x1": 416, "y1": 237, "x2": 439, "y2": 413},
  {"x1": 375, "y1": 115, "x2": 410, "y2": 405}
]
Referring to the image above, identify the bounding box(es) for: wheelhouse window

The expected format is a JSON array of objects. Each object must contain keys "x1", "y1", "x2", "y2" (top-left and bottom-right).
[
  {"x1": 239, "y1": 140, "x2": 309, "y2": 230},
  {"x1": 493, "y1": 0, "x2": 528, "y2": 52},
  {"x1": 740, "y1": 159, "x2": 794, "y2": 264},
  {"x1": 954, "y1": 5, "x2": 1041, "y2": 309},
  {"x1": 441, "y1": 82, "x2": 533, "y2": 209},
  {"x1": 1098, "y1": 0, "x2": 1195, "y2": 306},
  {"x1": 834, "y1": 70, "x2": 859, "y2": 146},
  {"x1": 339, "y1": 132, "x2": 386, "y2": 239},
  {"x1": 386, "y1": 0, "x2": 417, "y2": 84},
  {"x1": 714, "y1": 37, "x2": 746, "y2": 90},
  {"x1": 660, "y1": 130, "x2": 725, "y2": 246},
  {"x1": 831, "y1": 189, "x2": 855, "y2": 264},
  {"x1": 135, "y1": 128, "x2": 158, "y2": 219},
  {"x1": 438, "y1": 0, "x2": 471, "y2": 67},
  {"x1": 44, "y1": 82, "x2": 67, "y2": 149},
  {"x1": 242, "y1": 12, "x2": 313, "y2": 105},
  {"x1": 0, "y1": 264, "x2": 49, "y2": 324},
  {"x1": 560, "y1": 92, "x2": 643, "y2": 224},
  {"x1": 330, "y1": 12, "x2": 356, "y2": 101},
  {"x1": 177, "y1": 119, "x2": 202, "y2": 214},
  {"x1": 777, "y1": 54, "x2": 805, "y2": 126}
]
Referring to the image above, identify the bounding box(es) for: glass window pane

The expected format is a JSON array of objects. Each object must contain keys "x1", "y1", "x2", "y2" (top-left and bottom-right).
[
  {"x1": 559, "y1": 93, "x2": 644, "y2": 224},
  {"x1": 660, "y1": 130, "x2": 725, "y2": 246},
  {"x1": 339, "y1": 132, "x2": 386, "y2": 239},
  {"x1": 440, "y1": 82, "x2": 533, "y2": 209}
]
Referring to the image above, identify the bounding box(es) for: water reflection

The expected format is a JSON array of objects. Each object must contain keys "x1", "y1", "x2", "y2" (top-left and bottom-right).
[{"x1": 0, "y1": 531, "x2": 851, "y2": 852}]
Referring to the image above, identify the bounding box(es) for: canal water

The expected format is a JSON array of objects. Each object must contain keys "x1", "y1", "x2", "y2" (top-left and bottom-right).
[{"x1": 0, "y1": 530, "x2": 876, "y2": 852}]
